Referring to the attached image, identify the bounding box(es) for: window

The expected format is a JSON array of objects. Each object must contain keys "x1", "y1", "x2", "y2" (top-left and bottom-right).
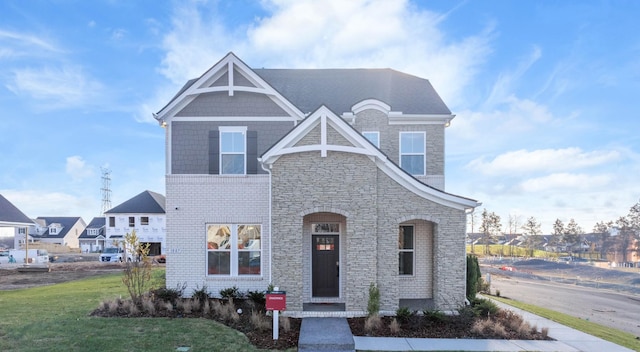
[
  {"x1": 141, "y1": 217, "x2": 149, "y2": 225},
  {"x1": 207, "y1": 224, "x2": 261, "y2": 276},
  {"x1": 363, "y1": 131, "x2": 380, "y2": 148},
  {"x1": 220, "y1": 127, "x2": 246, "y2": 174},
  {"x1": 50, "y1": 227, "x2": 57, "y2": 234},
  {"x1": 400, "y1": 132, "x2": 425, "y2": 175},
  {"x1": 109, "y1": 217, "x2": 115, "y2": 227},
  {"x1": 128, "y1": 217, "x2": 135, "y2": 227},
  {"x1": 18, "y1": 228, "x2": 26, "y2": 234},
  {"x1": 399, "y1": 225, "x2": 414, "y2": 275}
]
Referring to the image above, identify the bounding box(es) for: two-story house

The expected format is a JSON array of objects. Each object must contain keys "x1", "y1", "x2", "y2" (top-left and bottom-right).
[
  {"x1": 0, "y1": 194, "x2": 35, "y2": 249},
  {"x1": 155, "y1": 52, "x2": 479, "y2": 315},
  {"x1": 104, "y1": 190, "x2": 166, "y2": 256},
  {"x1": 78, "y1": 217, "x2": 106, "y2": 253},
  {"x1": 18, "y1": 217, "x2": 86, "y2": 249}
]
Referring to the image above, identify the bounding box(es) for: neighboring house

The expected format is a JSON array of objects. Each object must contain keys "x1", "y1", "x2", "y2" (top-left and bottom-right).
[
  {"x1": 78, "y1": 217, "x2": 106, "y2": 253},
  {"x1": 104, "y1": 190, "x2": 166, "y2": 256},
  {"x1": 0, "y1": 194, "x2": 35, "y2": 249},
  {"x1": 154, "y1": 52, "x2": 479, "y2": 315},
  {"x1": 20, "y1": 217, "x2": 86, "y2": 249}
]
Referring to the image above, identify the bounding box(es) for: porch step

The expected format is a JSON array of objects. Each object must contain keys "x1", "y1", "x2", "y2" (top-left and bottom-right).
[{"x1": 298, "y1": 317, "x2": 355, "y2": 352}]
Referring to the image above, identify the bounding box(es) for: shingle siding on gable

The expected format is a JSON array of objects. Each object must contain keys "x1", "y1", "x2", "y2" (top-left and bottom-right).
[
  {"x1": 171, "y1": 121, "x2": 294, "y2": 174},
  {"x1": 176, "y1": 92, "x2": 288, "y2": 117}
]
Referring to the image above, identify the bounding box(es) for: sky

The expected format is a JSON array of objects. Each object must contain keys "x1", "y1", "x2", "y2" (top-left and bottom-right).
[{"x1": 1, "y1": 0, "x2": 639, "y2": 234}]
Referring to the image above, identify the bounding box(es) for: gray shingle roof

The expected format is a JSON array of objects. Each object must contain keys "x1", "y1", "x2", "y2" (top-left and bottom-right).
[
  {"x1": 254, "y1": 68, "x2": 452, "y2": 115},
  {"x1": 33, "y1": 217, "x2": 83, "y2": 239},
  {"x1": 78, "y1": 217, "x2": 105, "y2": 239},
  {"x1": 0, "y1": 194, "x2": 33, "y2": 226},
  {"x1": 105, "y1": 190, "x2": 166, "y2": 214}
]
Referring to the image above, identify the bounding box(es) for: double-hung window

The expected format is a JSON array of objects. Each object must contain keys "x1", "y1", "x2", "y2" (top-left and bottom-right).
[
  {"x1": 363, "y1": 131, "x2": 380, "y2": 148},
  {"x1": 220, "y1": 127, "x2": 247, "y2": 175},
  {"x1": 400, "y1": 132, "x2": 425, "y2": 175},
  {"x1": 207, "y1": 224, "x2": 261, "y2": 276},
  {"x1": 399, "y1": 225, "x2": 414, "y2": 275}
]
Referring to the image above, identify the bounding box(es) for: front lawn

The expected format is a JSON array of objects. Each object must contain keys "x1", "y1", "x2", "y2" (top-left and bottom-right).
[{"x1": 0, "y1": 270, "x2": 272, "y2": 352}]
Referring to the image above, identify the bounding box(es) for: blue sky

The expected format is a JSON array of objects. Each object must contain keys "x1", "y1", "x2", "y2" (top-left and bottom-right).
[{"x1": 1, "y1": 0, "x2": 639, "y2": 234}]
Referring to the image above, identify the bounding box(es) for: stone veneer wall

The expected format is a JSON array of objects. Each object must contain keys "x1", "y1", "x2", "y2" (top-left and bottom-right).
[
  {"x1": 165, "y1": 174, "x2": 271, "y2": 296},
  {"x1": 270, "y1": 148, "x2": 466, "y2": 312}
]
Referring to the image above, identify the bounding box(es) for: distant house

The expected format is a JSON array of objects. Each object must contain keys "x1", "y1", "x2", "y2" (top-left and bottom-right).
[
  {"x1": 104, "y1": 190, "x2": 166, "y2": 256},
  {"x1": 18, "y1": 217, "x2": 87, "y2": 249},
  {"x1": 78, "y1": 217, "x2": 106, "y2": 253},
  {"x1": 0, "y1": 194, "x2": 35, "y2": 249}
]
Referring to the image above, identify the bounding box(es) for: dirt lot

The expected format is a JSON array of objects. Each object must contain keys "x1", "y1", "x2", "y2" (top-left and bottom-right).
[{"x1": 0, "y1": 254, "x2": 127, "y2": 290}]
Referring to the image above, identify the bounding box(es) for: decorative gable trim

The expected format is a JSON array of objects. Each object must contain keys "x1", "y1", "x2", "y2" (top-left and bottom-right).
[
  {"x1": 260, "y1": 105, "x2": 479, "y2": 211},
  {"x1": 154, "y1": 52, "x2": 304, "y2": 124}
]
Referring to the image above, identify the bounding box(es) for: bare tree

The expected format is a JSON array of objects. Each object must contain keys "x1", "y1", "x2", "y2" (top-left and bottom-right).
[
  {"x1": 479, "y1": 209, "x2": 502, "y2": 255},
  {"x1": 521, "y1": 216, "x2": 542, "y2": 256}
]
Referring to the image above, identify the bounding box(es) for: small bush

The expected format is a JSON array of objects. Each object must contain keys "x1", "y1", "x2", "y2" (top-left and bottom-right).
[
  {"x1": 220, "y1": 286, "x2": 243, "y2": 300},
  {"x1": 202, "y1": 299, "x2": 211, "y2": 314},
  {"x1": 142, "y1": 297, "x2": 156, "y2": 315},
  {"x1": 192, "y1": 284, "x2": 210, "y2": 302},
  {"x1": 247, "y1": 290, "x2": 266, "y2": 305},
  {"x1": 389, "y1": 318, "x2": 401, "y2": 333},
  {"x1": 495, "y1": 289, "x2": 501, "y2": 297},
  {"x1": 471, "y1": 298, "x2": 499, "y2": 317},
  {"x1": 367, "y1": 282, "x2": 380, "y2": 317},
  {"x1": 250, "y1": 311, "x2": 270, "y2": 331},
  {"x1": 395, "y1": 307, "x2": 413, "y2": 322},
  {"x1": 152, "y1": 283, "x2": 186, "y2": 303},
  {"x1": 364, "y1": 315, "x2": 382, "y2": 333},
  {"x1": 162, "y1": 301, "x2": 173, "y2": 312},
  {"x1": 423, "y1": 309, "x2": 447, "y2": 322},
  {"x1": 279, "y1": 316, "x2": 291, "y2": 332},
  {"x1": 541, "y1": 327, "x2": 549, "y2": 339}
]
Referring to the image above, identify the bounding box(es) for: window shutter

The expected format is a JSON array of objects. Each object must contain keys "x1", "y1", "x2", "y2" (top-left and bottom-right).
[
  {"x1": 247, "y1": 130, "x2": 258, "y2": 174},
  {"x1": 208, "y1": 130, "x2": 219, "y2": 174}
]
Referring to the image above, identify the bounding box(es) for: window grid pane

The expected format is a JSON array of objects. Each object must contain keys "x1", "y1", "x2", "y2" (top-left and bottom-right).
[{"x1": 399, "y1": 226, "x2": 414, "y2": 275}]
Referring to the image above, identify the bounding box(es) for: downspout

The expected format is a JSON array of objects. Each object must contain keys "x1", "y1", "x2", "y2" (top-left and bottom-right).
[{"x1": 259, "y1": 159, "x2": 273, "y2": 285}]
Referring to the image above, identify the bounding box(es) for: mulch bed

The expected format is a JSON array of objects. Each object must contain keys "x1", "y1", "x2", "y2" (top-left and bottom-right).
[{"x1": 91, "y1": 295, "x2": 550, "y2": 350}]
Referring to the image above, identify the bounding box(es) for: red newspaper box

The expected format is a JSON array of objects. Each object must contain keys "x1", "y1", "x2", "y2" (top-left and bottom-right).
[{"x1": 266, "y1": 291, "x2": 286, "y2": 311}]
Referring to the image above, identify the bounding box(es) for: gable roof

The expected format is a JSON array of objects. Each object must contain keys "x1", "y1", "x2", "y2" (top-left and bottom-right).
[
  {"x1": 0, "y1": 194, "x2": 34, "y2": 227},
  {"x1": 105, "y1": 190, "x2": 166, "y2": 214},
  {"x1": 79, "y1": 217, "x2": 106, "y2": 239},
  {"x1": 154, "y1": 52, "x2": 453, "y2": 124},
  {"x1": 33, "y1": 217, "x2": 84, "y2": 239},
  {"x1": 254, "y1": 68, "x2": 451, "y2": 115},
  {"x1": 260, "y1": 105, "x2": 479, "y2": 211}
]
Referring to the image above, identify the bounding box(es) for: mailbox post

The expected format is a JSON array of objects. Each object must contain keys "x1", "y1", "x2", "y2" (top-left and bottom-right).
[{"x1": 266, "y1": 289, "x2": 286, "y2": 340}]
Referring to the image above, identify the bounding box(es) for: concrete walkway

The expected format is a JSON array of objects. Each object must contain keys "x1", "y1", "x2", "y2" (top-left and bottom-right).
[{"x1": 298, "y1": 301, "x2": 636, "y2": 351}]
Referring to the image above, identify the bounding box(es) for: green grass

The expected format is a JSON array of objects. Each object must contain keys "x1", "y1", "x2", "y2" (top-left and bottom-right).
[
  {"x1": 490, "y1": 296, "x2": 640, "y2": 351},
  {"x1": 0, "y1": 270, "x2": 279, "y2": 352}
]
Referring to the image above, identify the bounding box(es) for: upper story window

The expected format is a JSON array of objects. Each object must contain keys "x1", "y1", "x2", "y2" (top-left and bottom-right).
[
  {"x1": 108, "y1": 217, "x2": 115, "y2": 227},
  {"x1": 18, "y1": 227, "x2": 26, "y2": 234},
  {"x1": 400, "y1": 132, "x2": 425, "y2": 176},
  {"x1": 363, "y1": 131, "x2": 380, "y2": 148},
  {"x1": 49, "y1": 227, "x2": 58, "y2": 234},
  {"x1": 140, "y1": 217, "x2": 149, "y2": 225},
  {"x1": 128, "y1": 217, "x2": 135, "y2": 227},
  {"x1": 220, "y1": 127, "x2": 247, "y2": 175}
]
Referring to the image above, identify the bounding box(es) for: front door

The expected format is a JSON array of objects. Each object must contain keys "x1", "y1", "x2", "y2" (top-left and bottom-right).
[{"x1": 312, "y1": 235, "x2": 339, "y2": 297}]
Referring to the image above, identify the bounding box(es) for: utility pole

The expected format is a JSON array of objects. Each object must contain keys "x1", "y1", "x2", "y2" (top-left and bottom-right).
[{"x1": 101, "y1": 168, "x2": 112, "y2": 215}]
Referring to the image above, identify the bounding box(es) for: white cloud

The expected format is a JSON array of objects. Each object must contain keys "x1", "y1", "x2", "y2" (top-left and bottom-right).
[
  {"x1": 519, "y1": 173, "x2": 612, "y2": 192},
  {"x1": 0, "y1": 29, "x2": 60, "y2": 54},
  {"x1": 66, "y1": 156, "x2": 94, "y2": 182},
  {"x1": 6, "y1": 65, "x2": 104, "y2": 109},
  {"x1": 466, "y1": 147, "x2": 621, "y2": 176},
  {"x1": 0, "y1": 190, "x2": 96, "y2": 220}
]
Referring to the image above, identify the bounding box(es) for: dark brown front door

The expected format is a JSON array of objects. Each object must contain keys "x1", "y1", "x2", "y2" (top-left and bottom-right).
[{"x1": 312, "y1": 235, "x2": 339, "y2": 297}]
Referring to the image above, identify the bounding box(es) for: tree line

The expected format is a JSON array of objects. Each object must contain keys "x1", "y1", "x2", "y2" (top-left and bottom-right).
[{"x1": 467, "y1": 199, "x2": 640, "y2": 264}]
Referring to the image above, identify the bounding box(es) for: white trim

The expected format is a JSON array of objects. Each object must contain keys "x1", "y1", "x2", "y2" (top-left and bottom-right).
[
  {"x1": 389, "y1": 113, "x2": 455, "y2": 125},
  {"x1": 168, "y1": 115, "x2": 298, "y2": 122},
  {"x1": 260, "y1": 105, "x2": 479, "y2": 211},
  {"x1": 351, "y1": 99, "x2": 391, "y2": 114}
]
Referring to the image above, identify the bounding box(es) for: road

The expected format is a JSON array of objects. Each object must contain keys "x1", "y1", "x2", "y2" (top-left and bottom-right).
[{"x1": 491, "y1": 275, "x2": 640, "y2": 337}]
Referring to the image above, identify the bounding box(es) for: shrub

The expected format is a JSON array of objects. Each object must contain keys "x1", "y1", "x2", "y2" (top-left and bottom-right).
[
  {"x1": 364, "y1": 315, "x2": 382, "y2": 333},
  {"x1": 471, "y1": 298, "x2": 499, "y2": 317},
  {"x1": 192, "y1": 284, "x2": 210, "y2": 303},
  {"x1": 395, "y1": 307, "x2": 413, "y2": 322},
  {"x1": 541, "y1": 327, "x2": 549, "y2": 339},
  {"x1": 220, "y1": 286, "x2": 243, "y2": 300},
  {"x1": 280, "y1": 316, "x2": 291, "y2": 332},
  {"x1": 423, "y1": 309, "x2": 447, "y2": 322},
  {"x1": 121, "y1": 230, "x2": 152, "y2": 304},
  {"x1": 466, "y1": 254, "x2": 480, "y2": 300},
  {"x1": 151, "y1": 283, "x2": 186, "y2": 303},
  {"x1": 250, "y1": 311, "x2": 270, "y2": 331},
  {"x1": 389, "y1": 318, "x2": 401, "y2": 333},
  {"x1": 247, "y1": 290, "x2": 266, "y2": 305},
  {"x1": 495, "y1": 289, "x2": 501, "y2": 297},
  {"x1": 142, "y1": 297, "x2": 156, "y2": 315},
  {"x1": 367, "y1": 282, "x2": 380, "y2": 317}
]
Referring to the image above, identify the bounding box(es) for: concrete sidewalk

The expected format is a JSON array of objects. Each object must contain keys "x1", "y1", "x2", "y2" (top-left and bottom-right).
[{"x1": 353, "y1": 301, "x2": 635, "y2": 352}]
